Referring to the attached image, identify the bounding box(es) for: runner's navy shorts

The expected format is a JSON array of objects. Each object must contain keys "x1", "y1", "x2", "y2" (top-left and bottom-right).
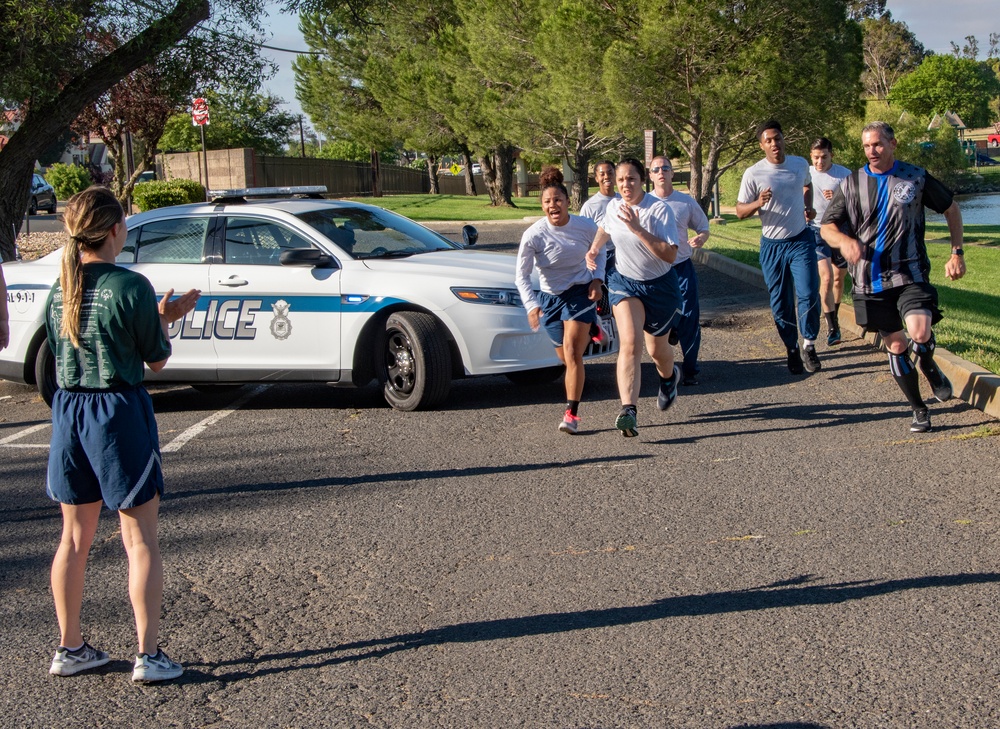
[
  {"x1": 607, "y1": 268, "x2": 683, "y2": 336},
  {"x1": 47, "y1": 387, "x2": 164, "y2": 510},
  {"x1": 537, "y1": 282, "x2": 599, "y2": 346}
]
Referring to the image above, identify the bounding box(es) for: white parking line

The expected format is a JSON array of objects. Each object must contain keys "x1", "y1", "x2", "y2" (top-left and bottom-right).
[
  {"x1": 0, "y1": 423, "x2": 50, "y2": 448},
  {"x1": 161, "y1": 384, "x2": 270, "y2": 453}
]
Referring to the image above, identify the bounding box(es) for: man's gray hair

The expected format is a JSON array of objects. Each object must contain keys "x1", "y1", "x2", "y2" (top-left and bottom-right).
[{"x1": 862, "y1": 121, "x2": 895, "y2": 141}]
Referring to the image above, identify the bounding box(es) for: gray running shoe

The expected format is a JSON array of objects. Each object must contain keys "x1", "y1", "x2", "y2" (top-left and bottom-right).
[
  {"x1": 132, "y1": 649, "x2": 183, "y2": 683},
  {"x1": 910, "y1": 408, "x2": 931, "y2": 433},
  {"x1": 50, "y1": 642, "x2": 110, "y2": 676},
  {"x1": 615, "y1": 406, "x2": 638, "y2": 437}
]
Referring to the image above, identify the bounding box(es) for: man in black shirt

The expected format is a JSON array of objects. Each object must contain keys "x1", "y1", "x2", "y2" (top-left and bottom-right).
[{"x1": 821, "y1": 121, "x2": 966, "y2": 433}]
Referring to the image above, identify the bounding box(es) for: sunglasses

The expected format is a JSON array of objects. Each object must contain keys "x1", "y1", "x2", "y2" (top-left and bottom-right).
[{"x1": 649, "y1": 166, "x2": 671, "y2": 173}]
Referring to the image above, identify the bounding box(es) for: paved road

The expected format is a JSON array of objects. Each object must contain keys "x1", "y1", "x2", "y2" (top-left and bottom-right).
[{"x1": 3, "y1": 222, "x2": 999, "y2": 728}]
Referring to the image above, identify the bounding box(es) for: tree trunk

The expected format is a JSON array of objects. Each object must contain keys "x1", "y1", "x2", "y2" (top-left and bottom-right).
[
  {"x1": 461, "y1": 146, "x2": 476, "y2": 196},
  {"x1": 568, "y1": 119, "x2": 591, "y2": 211},
  {"x1": 0, "y1": 0, "x2": 210, "y2": 261},
  {"x1": 426, "y1": 155, "x2": 440, "y2": 194},
  {"x1": 482, "y1": 144, "x2": 515, "y2": 208}
]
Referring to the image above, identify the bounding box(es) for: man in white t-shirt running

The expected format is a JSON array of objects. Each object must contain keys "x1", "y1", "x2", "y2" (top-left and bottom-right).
[
  {"x1": 809, "y1": 137, "x2": 851, "y2": 347},
  {"x1": 649, "y1": 155, "x2": 710, "y2": 386},
  {"x1": 737, "y1": 119, "x2": 822, "y2": 375}
]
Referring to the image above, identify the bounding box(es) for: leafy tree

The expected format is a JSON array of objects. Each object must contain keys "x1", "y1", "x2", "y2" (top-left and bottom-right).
[
  {"x1": 889, "y1": 54, "x2": 1000, "y2": 128},
  {"x1": 860, "y1": 12, "x2": 926, "y2": 100},
  {"x1": 294, "y1": 10, "x2": 398, "y2": 160},
  {"x1": 0, "y1": 0, "x2": 212, "y2": 261},
  {"x1": 603, "y1": 0, "x2": 863, "y2": 209},
  {"x1": 846, "y1": 0, "x2": 886, "y2": 20},
  {"x1": 518, "y1": 0, "x2": 631, "y2": 209},
  {"x1": 158, "y1": 88, "x2": 297, "y2": 155},
  {"x1": 72, "y1": 24, "x2": 270, "y2": 204}
]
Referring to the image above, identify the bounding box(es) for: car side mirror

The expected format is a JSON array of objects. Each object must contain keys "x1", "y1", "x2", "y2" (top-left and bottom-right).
[
  {"x1": 462, "y1": 224, "x2": 478, "y2": 247},
  {"x1": 279, "y1": 248, "x2": 336, "y2": 268}
]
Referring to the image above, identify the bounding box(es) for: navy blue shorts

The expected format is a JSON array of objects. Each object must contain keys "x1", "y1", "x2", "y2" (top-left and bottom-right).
[
  {"x1": 537, "y1": 282, "x2": 599, "y2": 346},
  {"x1": 607, "y1": 268, "x2": 683, "y2": 336},
  {"x1": 47, "y1": 387, "x2": 164, "y2": 511},
  {"x1": 814, "y1": 231, "x2": 848, "y2": 269}
]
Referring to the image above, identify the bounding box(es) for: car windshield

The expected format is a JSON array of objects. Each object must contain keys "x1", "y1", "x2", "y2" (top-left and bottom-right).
[{"x1": 296, "y1": 207, "x2": 461, "y2": 259}]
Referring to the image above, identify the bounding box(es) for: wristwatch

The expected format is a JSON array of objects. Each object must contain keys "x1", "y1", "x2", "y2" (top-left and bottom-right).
[{"x1": 952, "y1": 248, "x2": 964, "y2": 256}]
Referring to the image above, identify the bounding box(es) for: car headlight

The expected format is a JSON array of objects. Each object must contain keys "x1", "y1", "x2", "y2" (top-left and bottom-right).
[{"x1": 451, "y1": 287, "x2": 523, "y2": 307}]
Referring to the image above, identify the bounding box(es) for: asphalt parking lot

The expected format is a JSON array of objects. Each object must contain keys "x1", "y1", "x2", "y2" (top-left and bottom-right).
[{"x1": 3, "y1": 221, "x2": 1000, "y2": 728}]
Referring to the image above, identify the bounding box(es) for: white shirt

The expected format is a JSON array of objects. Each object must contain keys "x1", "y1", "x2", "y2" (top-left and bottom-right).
[
  {"x1": 651, "y1": 190, "x2": 709, "y2": 264},
  {"x1": 809, "y1": 163, "x2": 851, "y2": 228},
  {"x1": 601, "y1": 194, "x2": 678, "y2": 282},
  {"x1": 737, "y1": 155, "x2": 811, "y2": 240},
  {"x1": 516, "y1": 215, "x2": 603, "y2": 313}
]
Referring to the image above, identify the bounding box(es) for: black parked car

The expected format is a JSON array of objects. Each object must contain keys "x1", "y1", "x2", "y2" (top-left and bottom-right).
[{"x1": 29, "y1": 173, "x2": 57, "y2": 215}]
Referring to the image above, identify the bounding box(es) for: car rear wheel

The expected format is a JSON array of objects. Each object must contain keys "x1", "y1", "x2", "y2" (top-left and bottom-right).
[
  {"x1": 505, "y1": 365, "x2": 565, "y2": 386},
  {"x1": 34, "y1": 342, "x2": 58, "y2": 407},
  {"x1": 377, "y1": 312, "x2": 451, "y2": 411}
]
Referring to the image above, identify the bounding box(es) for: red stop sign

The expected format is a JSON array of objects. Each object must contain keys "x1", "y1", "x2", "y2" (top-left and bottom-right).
[{"x1": 191, "y1": 98, "x2": 210, "y2": 126}]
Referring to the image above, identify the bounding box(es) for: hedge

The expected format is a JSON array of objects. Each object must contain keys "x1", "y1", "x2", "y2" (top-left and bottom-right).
[
  {"x1": 45, "y1": 164, "x2": 92, "y2": 200},
  {"x1": 132, "y1": 179, "x2": 206, "y2": 212}
]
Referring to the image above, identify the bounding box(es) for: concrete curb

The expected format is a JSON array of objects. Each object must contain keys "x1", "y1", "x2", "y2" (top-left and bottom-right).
[{"x1": 692, "y1": 247, "x2": 1000, "y2": 421}]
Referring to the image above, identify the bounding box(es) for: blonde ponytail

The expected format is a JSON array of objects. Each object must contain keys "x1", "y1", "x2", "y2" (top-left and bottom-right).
[{"x1": 59, "y1": 186, "x2": 124, "y2": 348}]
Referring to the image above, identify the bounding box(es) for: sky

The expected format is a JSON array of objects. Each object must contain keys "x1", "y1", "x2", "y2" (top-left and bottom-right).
[{"x1": 258, "y1": 0, "x2": 997, "y2": 123}]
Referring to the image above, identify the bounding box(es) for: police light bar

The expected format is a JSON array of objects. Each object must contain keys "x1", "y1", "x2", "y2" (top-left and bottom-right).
[{"x1": 209, "y1": 186, "x2": 328, "y2": 200}]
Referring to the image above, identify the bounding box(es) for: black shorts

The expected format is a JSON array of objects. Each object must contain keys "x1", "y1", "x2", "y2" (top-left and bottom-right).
[{"x1": 853, "y1": 281, "x2": 942, "y2": 334}]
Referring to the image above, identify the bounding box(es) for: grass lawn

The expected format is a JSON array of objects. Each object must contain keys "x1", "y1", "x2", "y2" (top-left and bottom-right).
[
  {"x1": 347, "y1": 193, "x2": 542, "y2": 221},
  {"x1": 706, "y1": 216, "x2": 1000, "y2": 373}
]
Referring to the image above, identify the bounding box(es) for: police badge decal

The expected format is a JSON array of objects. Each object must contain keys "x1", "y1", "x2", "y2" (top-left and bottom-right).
[{"x1": 270, "y1": 299, "x2": 292, "y2": 340}]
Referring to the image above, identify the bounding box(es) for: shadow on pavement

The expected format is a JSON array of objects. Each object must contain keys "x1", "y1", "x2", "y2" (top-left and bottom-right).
[{"x1": 183, "y1": 572, "x2": 1000, "y2": 684}]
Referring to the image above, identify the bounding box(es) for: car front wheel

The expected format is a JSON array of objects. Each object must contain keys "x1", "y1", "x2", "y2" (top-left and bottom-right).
[
  {"x1": 34, "y1": 342, "x2": 58, "y2": 407},
  {"x1": 28, "y1": 197, "x2": 38, "y2": 215},
  {"x1": 377, "y1": 312, "x2": 451, "y2": 411}
]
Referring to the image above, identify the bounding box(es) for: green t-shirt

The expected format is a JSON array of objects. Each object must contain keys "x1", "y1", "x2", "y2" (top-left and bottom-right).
[{"x1": 45, "y1": 263, "x2": 171, "y2": 389}]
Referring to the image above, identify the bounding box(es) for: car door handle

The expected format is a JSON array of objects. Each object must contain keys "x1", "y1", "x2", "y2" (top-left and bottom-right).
[{"x1": 218, "y1": 276, "x2": 248, "y2": 287}]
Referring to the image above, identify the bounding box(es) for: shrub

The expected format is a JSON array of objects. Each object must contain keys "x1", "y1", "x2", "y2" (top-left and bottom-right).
[
  {"x1": 44, "y1": 163, "x2": 92, "y2": 200},
  {"x1": 131, "y1": 181, "x2": 190, "y2": 212},
  {"x1": 130, "y1": 178, "x2": 206, "y2": 211},
  {"x1": 168, "y1": 178, "x2": 206, "y2": 203}
]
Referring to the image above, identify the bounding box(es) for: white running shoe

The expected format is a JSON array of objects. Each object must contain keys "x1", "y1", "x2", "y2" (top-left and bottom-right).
[
  {"x1": 132, "y1": 649, "x2": 183, "y2": 683},
  {"x1": 49, "y1": 642, "x2": 110, "y2": 676}
]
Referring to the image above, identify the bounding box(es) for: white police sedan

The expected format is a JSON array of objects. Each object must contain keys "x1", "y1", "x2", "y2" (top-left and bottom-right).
[{"x1": 1, "y1": 187, "x2": 616, "y2": 410}]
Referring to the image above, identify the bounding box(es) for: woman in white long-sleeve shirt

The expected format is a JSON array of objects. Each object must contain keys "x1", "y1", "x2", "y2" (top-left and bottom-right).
[{"x1": 516, "y1": 167, "x2": 606, "y2": 434}]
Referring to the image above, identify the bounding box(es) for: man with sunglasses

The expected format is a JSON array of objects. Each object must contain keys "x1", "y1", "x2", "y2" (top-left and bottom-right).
[{"x1": 649, "y1": 156, "x2": 710, "y2": 385}]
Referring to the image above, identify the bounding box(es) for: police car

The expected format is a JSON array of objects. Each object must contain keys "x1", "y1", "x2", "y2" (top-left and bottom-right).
[{"x1": 1, "y1": 187, "x2": 617, "y2": 411}]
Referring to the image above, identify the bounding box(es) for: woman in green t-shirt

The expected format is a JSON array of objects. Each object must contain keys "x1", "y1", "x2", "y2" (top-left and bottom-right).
[{"x1": 45, "y1": 186, "x2": 199, "y2": 683}]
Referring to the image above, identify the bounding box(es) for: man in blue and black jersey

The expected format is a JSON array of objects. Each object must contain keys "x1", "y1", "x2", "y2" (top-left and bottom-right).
[{"x1": 821, "y1": 121, "x2": 967, "y2": 433}]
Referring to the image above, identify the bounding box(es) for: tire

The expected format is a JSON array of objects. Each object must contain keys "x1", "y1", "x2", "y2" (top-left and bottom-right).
[
  {"x1": 46, "y1": 197, "x2": 57, "y2": 214},
  {"x1": 377, "y1": 312, "x2": 451, "y2": 411},
  {"x1": 34, "y1": 342, "x2": 58, "y2": 407},
  {"x1": 991, "y1": 140, "x2": 999, "y2": 148},
  {"x1": 28, "y1": 197, "x2": 38, "y2": 215},
  {"x1": 505, "y1": 365, "x2": 565, "y2": 386}
]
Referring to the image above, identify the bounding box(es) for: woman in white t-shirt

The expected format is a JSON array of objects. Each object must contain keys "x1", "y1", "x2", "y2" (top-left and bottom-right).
[
  {"x1": 516, "y1": 167, "x2": 605, "y2": 434},
  {"x1": 586, "y1": 158, "x2": 683, "y2": 438}
]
